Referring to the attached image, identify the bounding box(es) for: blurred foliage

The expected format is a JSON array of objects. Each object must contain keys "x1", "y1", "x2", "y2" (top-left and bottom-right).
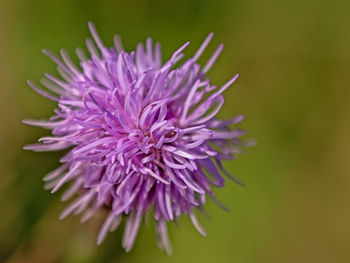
[{"x1": 1, "y1": 0, "x2": 350, "y2": 262}]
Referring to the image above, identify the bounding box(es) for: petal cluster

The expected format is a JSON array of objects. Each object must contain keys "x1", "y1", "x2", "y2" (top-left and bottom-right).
[{"x1": 24, "y1": 23, "x2": 246, "y2": 254}]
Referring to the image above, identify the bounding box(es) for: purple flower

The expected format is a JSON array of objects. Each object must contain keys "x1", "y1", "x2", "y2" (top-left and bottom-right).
[{"x1": 23, "y1": 22, "x2": 247, "y2": 254}]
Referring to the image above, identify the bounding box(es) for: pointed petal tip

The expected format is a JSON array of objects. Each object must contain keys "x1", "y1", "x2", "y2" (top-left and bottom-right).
[
  {"x1": 22, "y1": 143, "x2": 42, "y2": 151},
  {"x1": 88, "y1": 22, "x2": 98, "y2": 38},
  {"x1": 225, "y1": 171, "x2": 246, "y2": 187},
  {"x1": 96, "y1": 238, "x2": 103, "y2": 246},
  {"x1": 42, "y1": 177, "x2": 49, "y2": 182},
  {"x1": 240, "y1": 182, "x2": 247, "y2": 187},
  {"x1": 44, "y1": 72, "x2": 53, "y2": 78},
  {"x1": 21, "y1": 119, "x2": 31, "y2": 125},
  {"x1": 59, "y1": 214, "x2": 66, "y2": 220},
  {"x1": 59, "y1": 48, "x2": 67, "y2": 55},
  {"x1": 88, "y1": 21, "x2": 95, "y2": 30},
  {"x1": 42, "y1": 49, "x2": 51, "y2": 56},
  {"x1": 22, "y1": 145, "x2": 30, "y2": 150},
  {"x1": 51, "y1": 186, "x2": 59, "y2": 194},
  {"x1": 122, "y1": 242, "x2": 131, "y2": 252},
  {"x1": 236, "y1": 114, "x2": 245, "y2": 121}
]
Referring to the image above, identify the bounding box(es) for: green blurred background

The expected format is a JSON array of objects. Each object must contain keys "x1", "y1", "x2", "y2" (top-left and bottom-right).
[{"x1": 1, "y1": 0, "x2": 350, "y2": 262}]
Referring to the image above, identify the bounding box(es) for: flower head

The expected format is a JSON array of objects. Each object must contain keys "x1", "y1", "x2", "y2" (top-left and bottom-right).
[{"x1": 24, "y1": 22, "x2": 247, "y2": 254}]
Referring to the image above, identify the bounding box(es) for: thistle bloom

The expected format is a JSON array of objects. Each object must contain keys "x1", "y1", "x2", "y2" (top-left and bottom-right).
[{"x1": 23, "y1": 22, "x2": 246, "y2": 254}]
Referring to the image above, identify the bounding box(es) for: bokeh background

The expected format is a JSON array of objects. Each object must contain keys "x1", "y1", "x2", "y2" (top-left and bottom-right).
[{"x1": 1, "y1": 0, "x2": 350, "y2": 262}]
